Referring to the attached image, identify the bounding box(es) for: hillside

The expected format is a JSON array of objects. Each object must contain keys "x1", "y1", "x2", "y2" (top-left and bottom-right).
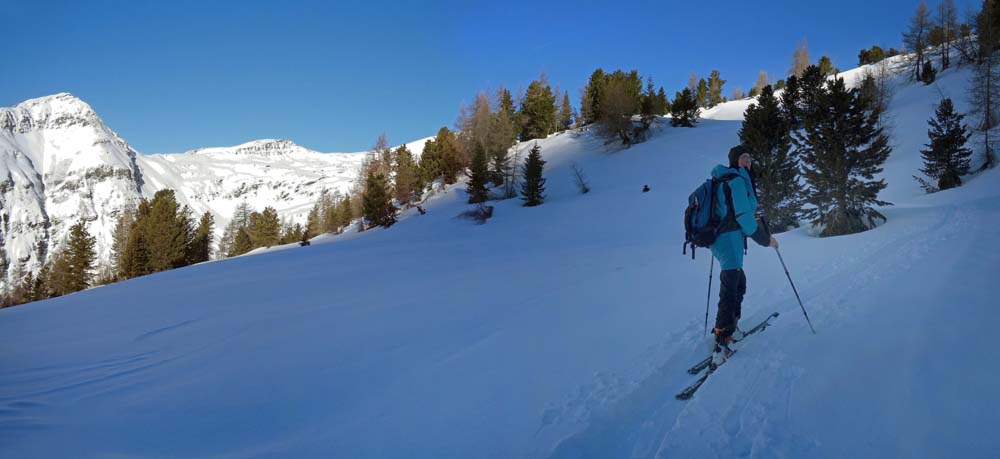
[{"x1": 1, "y1": 57, "x2": 998, "y2": 458}]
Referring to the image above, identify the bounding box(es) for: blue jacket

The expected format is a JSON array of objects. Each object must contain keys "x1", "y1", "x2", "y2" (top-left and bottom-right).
[{"x1": 709, "y1": 165, "x2": 768, "y2": 270}]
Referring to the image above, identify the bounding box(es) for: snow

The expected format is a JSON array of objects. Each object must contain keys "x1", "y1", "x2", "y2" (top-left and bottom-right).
[{"x1": 2, "y1": 60, "x2": 999, "y2": 458}]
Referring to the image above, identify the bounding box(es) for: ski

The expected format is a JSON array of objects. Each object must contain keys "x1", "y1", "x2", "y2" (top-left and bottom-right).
[
  {"x1": 675, "y1": 350, "x2": 736, "y2": 400},
  {"x1": 686, "y1": 312, "x2": 779, "y2": 375}
]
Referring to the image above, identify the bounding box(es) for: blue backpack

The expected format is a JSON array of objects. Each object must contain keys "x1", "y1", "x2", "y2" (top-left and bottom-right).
[{"x1": 683, "y1": 173, "x2": 738, "y2": 259}]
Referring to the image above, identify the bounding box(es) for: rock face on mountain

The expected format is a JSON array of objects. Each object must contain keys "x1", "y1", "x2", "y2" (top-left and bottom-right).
[{"x1": 0, "y1": 93, "x2": 408, "y2": 287}]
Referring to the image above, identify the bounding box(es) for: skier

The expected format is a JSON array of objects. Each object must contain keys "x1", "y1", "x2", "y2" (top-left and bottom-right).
[{"x1": 710, "y1": 145, "x2": 778, "y2": 365}]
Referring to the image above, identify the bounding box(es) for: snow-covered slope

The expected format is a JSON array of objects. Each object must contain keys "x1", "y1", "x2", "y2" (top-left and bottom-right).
[
  {"x1": 2, "y1": 58, "x2": 998, "y2": 458},
  {"x1": 0, "y1": 93, "x2": 429, "y2": 286}
]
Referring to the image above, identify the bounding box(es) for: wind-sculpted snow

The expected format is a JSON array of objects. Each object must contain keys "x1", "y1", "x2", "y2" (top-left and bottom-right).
[{"x1": 1, "y1": 56, "x2": 998, "y2": 458}]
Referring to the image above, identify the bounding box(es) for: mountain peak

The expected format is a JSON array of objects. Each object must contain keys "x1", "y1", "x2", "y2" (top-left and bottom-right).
[
  {"x1": 5, "y1": 92, "x2": 101, "y2": 131},
  {"x1": 187, "y1": 139, "x2": 315, "y2": 157}
]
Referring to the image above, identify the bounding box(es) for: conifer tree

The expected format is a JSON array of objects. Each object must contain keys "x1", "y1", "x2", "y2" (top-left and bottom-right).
[
  {"x1": 336, "y1": 195, "x2": 354, "y2": 229},
  {"x1": 657, "y1": 87, "x2": 670, "y2": 115},
  {"x1": 795, "y1": 77, "x2": 892, "y2": 237},
  {"x1": 921, "y1": 60, "x2": 937, "y2": 84},
  {"x1": 520, "y1": 144, "x2": 546, "y2": 207},
  {"x1": 466, "y1": 148, "x2": 490, "y2": 204},
  {"x1": 110, "y1": 206, "x2": 136, "y2": 280},
  {"x1": 917, "y1": 97, "x2": 973, "y2": 191},
  {"x1": 393, "y1": 144, "x2": 421, "y2": 205},
  {"x1": 858, "y1": 45, "x2": 886, "y2": 65},
  {"x1": 418, "y1": 136, "x2": 444, "y2": 183},
  {"x1": 362, "y1": 170, "x2": 397, "y2": 228},
  {"x1": 188, "y1": 211, "x2": 214, "y2": 263},
  {"x1": 708, "y1": 70, "x2": 726, "y2": 107},
  {"x1": 120, "y1": 199, "x2": 151, "y2": 279},
  {"x1": 145, "y1": 190, "x2": 189, "y2": 273},
  {"x1": 489, "y1": 93, "x2": 517, "y2": 186},
  {"x1": 250, "y1": 207, "x2": 281, "y2": 248},
  {"x1": 696, "y1": 78, "x2": 709, "y2": 107},
  {"x1": 797, "y1": 65, "x2": 826, "y2": 121},
  {"x1": 49, "y1": 221, "x2": 96, "y2": 295},
  {"x1": 520, "y1": 75, "x2": 558, "y2": 140},
  {"x1": 818, "y1": 55, "x2": 836, "y2": 76},
  {"x1": 229, "y1": 228, "x2": 254, "y2": 257},
  {"x1": 305, "y1": 202, "x2": 321, "y2": 237},
  {"x1": 670, "y1": 88, "x2": 699, "y2": 127},
  {"x1": 559, "y1": 91, "x2": 573, "y2": 131},
  {"x1": 599, "y1": 70, "x2": 644, "y2": 145},
  {"x1": 581, "y1": 69, "x2": 607, "y2": 125},
  {"x1": 780, "y1": 75, "x2": 801, "y2": 127},
  {"x1": 739, "y1": 85, "x2": 804, "y2": 231}
]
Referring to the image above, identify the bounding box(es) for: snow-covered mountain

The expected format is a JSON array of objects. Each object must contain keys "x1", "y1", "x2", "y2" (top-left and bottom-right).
[
  {"x1": 2, "y1": 55, "x2": 999, "y2": 458},
  {"x1": 0, "y1": 93, "x2": 427, "y2": 286}
]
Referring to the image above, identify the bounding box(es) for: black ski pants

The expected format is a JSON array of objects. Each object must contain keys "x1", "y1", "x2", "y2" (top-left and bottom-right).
[{"x1": 714, "y1": 268, "x2": 746, "y2": 336}]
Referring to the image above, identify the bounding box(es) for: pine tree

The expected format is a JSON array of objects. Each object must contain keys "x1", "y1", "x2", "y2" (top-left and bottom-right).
[
  {"x1": 466, "y1": 148, "x2": 490, "y2": 204},
  {"x1": 599, "y1": 70, "x2": 644, "y2": 145},
  {"x1": 519, "y1": 75, "x2": 557, "y2": 140},
  {"x1": 418, "y1": 136, "x2": 443, "y2": 183},
  {"x1": 520, "y1": 144, "x2": 546, "y2": 207},
  {"x1": 657, "y1": 87, "x2": 670, "y2": 115},
  {"x1": 858, "y1": 45, "x2": 886, "y2": 65},
  {"x1": 670, "y1": 88, "x2": 699, "y2": 127},
  {"x1": 305, "y1": 202, "x2": 321, "y2": 237},
  {"x1": 120, "y1": 199, "x2": 151, "y2": 278},
  {"x1": 780, "y1": 75, "x2": 801, "y2": 127},
  {"x1": 739, "y1": 85, "x2": 804, "y2": 232},
  {"x1": 921, "y1": 60, "x2": 937, "y2": 84},
  {"x1": 917, "y1": 97, "x2": 973, "y2": 191},
  {"x1": 144, "y1": 190, "x2": 189, "y2": 273},
  {"x1": 110, "y1": 206, "x2": 136, "y2": 281},
  {"x1": 559, "y1": 91, "x2": 573, "y2": 130},
  {"x1": 229, "y1": 228, "x2": 253, "y2": 257},
  {"x1": 818, "y1": 55, "x2": 836, "y2": 76},
  {"x1": 797, "y1": 65, "x2": 826, "y2": 121},
  {"x1": 489, "y1": 100, "x2": 516, "y2": 186},
  {"x1": 581, "y1": 69, "x2": 607, "y2": 125},
  {"x1": 49, "y1": 221, "x2": 96, "y2": 295},
  {"x1": 250, "y1": 207, "x2": 281, "y2": 248},
  {"x1": 393, "y1": 144, "x2": 421, "y2": 205},
  {"x1": 707, "y1": 70, "x2": 726, "y2": 107},
  {"x1": 696, "y1": 78, "x2": 709, "y2": 107},
  {"x1": 362, "y1": 169, "x2": 397, "y2": 228},
  {"x1": 795, "y1": 77, "x2": 892, "y2": 237},
  {"x1": 188, "y1": 211, "x2": 214, "y2": 263}
]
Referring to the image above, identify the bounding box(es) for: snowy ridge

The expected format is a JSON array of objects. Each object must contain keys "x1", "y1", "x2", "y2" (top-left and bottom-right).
[
  {"x1": 1, "y1": 57, "x2": 999, "y2": 458},
  {"x1": 0, "y1": 94, "x2": 431, "y2": 285}
]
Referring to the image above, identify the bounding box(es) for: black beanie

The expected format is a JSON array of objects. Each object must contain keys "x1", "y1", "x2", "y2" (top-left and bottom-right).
[{"x1": 728, "y1": 145, "x2": 749, "y2": 168}]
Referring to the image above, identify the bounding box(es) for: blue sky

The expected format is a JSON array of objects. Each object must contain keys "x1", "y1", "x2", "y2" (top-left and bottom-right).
[{"x1": 0, "y1": 0, "x2": 977, "y2": 153}]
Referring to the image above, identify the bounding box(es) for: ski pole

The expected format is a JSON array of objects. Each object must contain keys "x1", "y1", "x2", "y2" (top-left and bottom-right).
[
  {"x1": 704, "y1": 255, "x2": 714, "y2": 335},
  {"x1": 762, "y1": 218, "x2": 816, "y2": 335}
]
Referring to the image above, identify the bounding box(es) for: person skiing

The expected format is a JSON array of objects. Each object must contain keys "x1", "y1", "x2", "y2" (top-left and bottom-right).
[{"x1": 710, "y1": 145, "x2": 778, "y2": 366}]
